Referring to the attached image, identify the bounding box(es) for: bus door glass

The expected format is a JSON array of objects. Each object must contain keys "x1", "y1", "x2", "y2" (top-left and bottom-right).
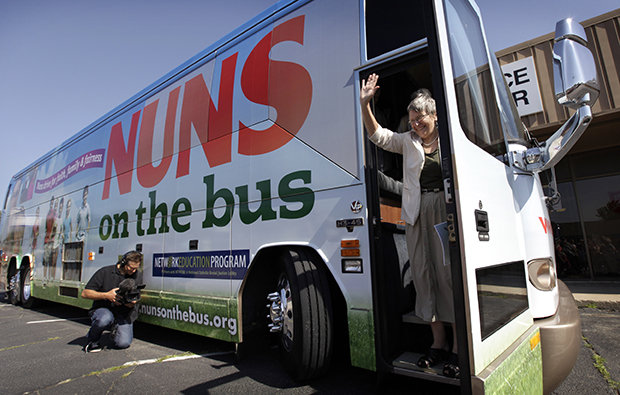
[{"x1": 432, "y1": 0, "x2": 543, "y2": 389}]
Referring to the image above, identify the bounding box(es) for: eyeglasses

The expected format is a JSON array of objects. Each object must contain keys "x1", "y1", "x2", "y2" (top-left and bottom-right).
[
  {"x1": 409, "y1": 113, "x2": 430, "y2": 127},
  {"x1": 126, "y1": 262, "x2": 141, "y2": 271}
]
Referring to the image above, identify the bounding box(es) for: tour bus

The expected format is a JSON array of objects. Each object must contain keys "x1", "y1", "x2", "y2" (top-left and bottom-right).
[{"x1": 0, "y1": 0, "x2": 598, "y2": 393}]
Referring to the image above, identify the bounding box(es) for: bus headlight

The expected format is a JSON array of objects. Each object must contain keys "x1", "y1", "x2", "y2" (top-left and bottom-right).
[{"x1": 527, "y1": 258, "x2": 557, "y2": 291}]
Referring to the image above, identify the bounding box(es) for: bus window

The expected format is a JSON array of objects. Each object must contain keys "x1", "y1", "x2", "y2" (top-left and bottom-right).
[
  {"x1": 476, "y1": 261, "x2": 529, "y2": 340},
  {"x1": 364, "y1": 0, "x2": 426, "y2": 60},
  {"x1": 3, "y1": 183, "x2": 12, "y2": 210}
]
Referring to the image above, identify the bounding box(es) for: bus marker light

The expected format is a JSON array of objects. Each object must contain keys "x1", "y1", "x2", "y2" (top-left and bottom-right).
[
  {"x1": 530, "y1": 331, "x2": 541, "y2": 350},
  {"x1": 341, "y1": 249, "x2": 360, "y2": 257},
  {"x1": 88, "y1": 252, "x2": 95, "y2": 261},
  {"x1": 341, "y1": 239, "x2": 359, "y2": 248}
]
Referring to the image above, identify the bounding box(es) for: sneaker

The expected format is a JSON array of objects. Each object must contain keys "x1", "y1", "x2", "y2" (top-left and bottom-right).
[{"x1": 85, "y1": 341, "x2": 102, "y2": 353}]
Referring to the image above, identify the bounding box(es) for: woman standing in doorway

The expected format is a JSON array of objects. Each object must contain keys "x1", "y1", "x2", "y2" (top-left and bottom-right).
[{"x1": 360, "y1": 73, "x2": 458, "y2": 378}]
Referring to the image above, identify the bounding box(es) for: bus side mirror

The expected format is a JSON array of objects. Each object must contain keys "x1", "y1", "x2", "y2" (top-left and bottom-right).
[
  {"x1": 528, "y1": 18, "x2": 600, "y2": 172},
  {"x1": 553, "y1": 18, "x2": 599, "y2": 109}
]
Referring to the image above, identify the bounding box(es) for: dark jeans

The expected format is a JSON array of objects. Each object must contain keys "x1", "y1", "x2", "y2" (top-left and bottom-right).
[{"x1": 86, "y1": 307, "x2": 134, "y2": 348}]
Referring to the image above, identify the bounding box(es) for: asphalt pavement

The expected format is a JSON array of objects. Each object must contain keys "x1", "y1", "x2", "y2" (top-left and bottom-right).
[
  {"x1": 553, "y1": 281, "x2": 620, "y2": 395},
  {"x1": 553, "y1": 307, "x2": 620, "y2": 395},
  {"x1": 1, "y1": 282, "x2": 619, "y2": 395},
  {"x1": 0, "y1": 292, "x2": 447, "y2": 395}
]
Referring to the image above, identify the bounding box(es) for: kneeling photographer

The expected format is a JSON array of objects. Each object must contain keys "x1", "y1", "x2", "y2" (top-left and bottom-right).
[{"x1": 81, "y1": 251, "x2": 144, "y2": 353}]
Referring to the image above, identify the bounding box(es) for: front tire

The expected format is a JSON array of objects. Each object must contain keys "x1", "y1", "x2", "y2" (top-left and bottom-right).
[
  {"x1": 269, "y1": 248, "x2": 333, "y2": 381},
  {"x1": 20, "y1": 267, "x2": 35, "y2": 309}
]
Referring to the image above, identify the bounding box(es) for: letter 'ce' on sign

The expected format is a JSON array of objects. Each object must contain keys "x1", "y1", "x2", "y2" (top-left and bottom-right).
[{"x1": 501, "y1": 57, "x2": 544, "y2": 117}]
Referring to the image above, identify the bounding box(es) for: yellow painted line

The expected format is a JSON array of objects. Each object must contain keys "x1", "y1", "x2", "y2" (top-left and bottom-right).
[{"x1": 0, "y1": 337, "x2": 60, "y2": 352}]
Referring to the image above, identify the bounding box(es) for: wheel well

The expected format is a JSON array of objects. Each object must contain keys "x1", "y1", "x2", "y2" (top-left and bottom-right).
[
  {"x1": 20, "y1": 256, "x2": 31, "y2": 272},
  {"x1": 239, "y1": 246, "x2": 348, "y2": 358},
  {"x1": 20, "y1": 256, "x2": 31, "y2": 287},
  {"x1": 5, "y1": 256, "x2": 32, "y2": 294},
  {"x1": 7, "y1": 256, "x2": 18, "y2": 281}
]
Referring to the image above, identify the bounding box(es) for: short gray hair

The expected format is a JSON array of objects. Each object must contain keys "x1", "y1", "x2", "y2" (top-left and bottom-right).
[{"x1": 407, "y1": 88, "x2": 435, "y2": 115}]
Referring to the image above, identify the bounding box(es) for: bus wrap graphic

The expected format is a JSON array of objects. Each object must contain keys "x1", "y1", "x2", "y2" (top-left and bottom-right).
[
  {"x1": 153, "y1": 250, "x2": 249, "y2": 279},
  {"x1": 35, "y1": 149, "x2": 105, "y2": 193}
]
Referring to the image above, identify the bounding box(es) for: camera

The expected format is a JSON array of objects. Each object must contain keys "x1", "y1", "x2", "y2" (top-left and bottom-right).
[{"x1": 116, "y1": 278, "x2": 146, "y2": 305}]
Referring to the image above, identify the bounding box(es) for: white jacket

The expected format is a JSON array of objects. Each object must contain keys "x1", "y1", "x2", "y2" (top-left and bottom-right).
[{"x1": 369, "y1": 127, "x2": 425, "y2": 226}]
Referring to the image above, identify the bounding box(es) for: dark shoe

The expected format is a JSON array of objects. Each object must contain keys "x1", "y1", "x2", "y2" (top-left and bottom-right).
[
  {"x1": 443, "y1": 352, "x2": 460, "y2": 378},
  {"x1": 110, "y1": 324, "x2": 118, "y2": 343},
  {"x1": 417, "y1": 347, "x2": 448, "y2": 368},
  {"x1": 85, "y1": 341, "x2": 101, "y2": 353}
]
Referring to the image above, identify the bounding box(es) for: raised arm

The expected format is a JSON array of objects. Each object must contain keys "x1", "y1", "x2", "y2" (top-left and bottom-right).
[{"x1": 360, "y1": 73, "x2": 381, "y2": 138}]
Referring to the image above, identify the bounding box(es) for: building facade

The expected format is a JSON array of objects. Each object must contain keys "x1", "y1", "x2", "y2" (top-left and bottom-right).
[{"x1": 497, "y1": 9, "x2": 620, "y2": 281}]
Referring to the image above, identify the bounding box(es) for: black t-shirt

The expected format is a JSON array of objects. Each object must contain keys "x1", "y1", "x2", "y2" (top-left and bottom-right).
[{"x1": 85, "y1": 264, "x2": 143, "y2": 321}]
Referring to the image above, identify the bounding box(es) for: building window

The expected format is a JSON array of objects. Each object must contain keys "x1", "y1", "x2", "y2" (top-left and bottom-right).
[{"x1": 551, "y1": 147, "x2": 620, "y2": 280}]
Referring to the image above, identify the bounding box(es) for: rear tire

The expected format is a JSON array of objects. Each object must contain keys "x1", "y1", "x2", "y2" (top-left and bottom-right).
[
  {"x1": 7, "y1": 263, "x2": 21, "y2": 305},
  {"x1": 273, "y1": 248, "x2": 333, "y2": 381}
]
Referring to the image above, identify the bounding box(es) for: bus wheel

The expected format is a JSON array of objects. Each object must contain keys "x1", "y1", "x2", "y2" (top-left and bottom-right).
[
  {"x1": 20, "y1": 267, "x2": 35, "y2": 309},
  {"x1": 267, "y1": 248, "x2": 333, "y2": 381},
  {"x1": 8, "y1": 267, "x2": 21, "y2": 305}
]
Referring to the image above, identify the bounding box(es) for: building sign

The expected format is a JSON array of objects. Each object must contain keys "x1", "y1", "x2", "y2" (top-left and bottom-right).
[{"x1": 501, "y1": 57, "x2": 543, "y2": 117}]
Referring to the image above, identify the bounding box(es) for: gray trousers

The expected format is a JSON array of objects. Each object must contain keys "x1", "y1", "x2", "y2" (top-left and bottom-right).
[{"x1": 406, "y1": 191, "x2": 454, "y2": 323}]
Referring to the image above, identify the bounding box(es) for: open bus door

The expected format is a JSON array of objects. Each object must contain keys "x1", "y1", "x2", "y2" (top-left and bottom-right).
[
  {"x1": 363, "y1": 0, "x2": 557, "y2": 393},
  {"x1": 427, "y1": 0, "x2": 597, "y2": 392},
  {"x1": 431, "y1": 0, "x2": 599, "y2": 391},
  {"x1": 430, "y1": 0, "x2": 544, "y2": 392}
]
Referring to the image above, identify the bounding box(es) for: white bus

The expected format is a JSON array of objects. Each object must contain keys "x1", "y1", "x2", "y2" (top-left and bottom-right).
[{"x1": 1, "y1": 0, "x2": 598, "y2": 393}]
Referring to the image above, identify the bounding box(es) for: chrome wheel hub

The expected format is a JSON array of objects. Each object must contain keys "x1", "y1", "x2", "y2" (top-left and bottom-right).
[{"x1": 267, "y1": 275, "x2": 294, "y2": 351}]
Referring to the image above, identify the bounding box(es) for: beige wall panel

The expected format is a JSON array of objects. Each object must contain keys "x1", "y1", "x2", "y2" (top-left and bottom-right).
[
  {"x1": 585, "y1": 25, "x2": 610, "y2": 113},
  {"x1": 594, "y1": 20, "x2": 620, "y2": 108}
]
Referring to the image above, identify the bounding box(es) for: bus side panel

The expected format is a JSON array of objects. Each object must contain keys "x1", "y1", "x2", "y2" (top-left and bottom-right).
[
  {"x1": 348, "y1": 307, "x2": 377, "y2": 371},
  {"x1": 514, "y1": 173, "x2": 560, "y2": 318},
  {"x1": 0, "y1": 0, "x2": 375, "y2": 365},
  {"x1": 137, "y1": 290, "x2": 239, "y2": 343},
  {"x1": 474, "y1": 329, "x2": 543, "y2": 394},
  {"x1": 30, "y1": 283, "x2": 91, "y2": 309}
]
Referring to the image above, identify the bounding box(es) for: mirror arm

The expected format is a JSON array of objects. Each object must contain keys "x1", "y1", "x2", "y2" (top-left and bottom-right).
[
  {"x1": 544, "y1": 167, "x2": 561, "y2": 211},
  {"x1": 526, "y1": 103, "x2": 592, "y2": 172}
]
